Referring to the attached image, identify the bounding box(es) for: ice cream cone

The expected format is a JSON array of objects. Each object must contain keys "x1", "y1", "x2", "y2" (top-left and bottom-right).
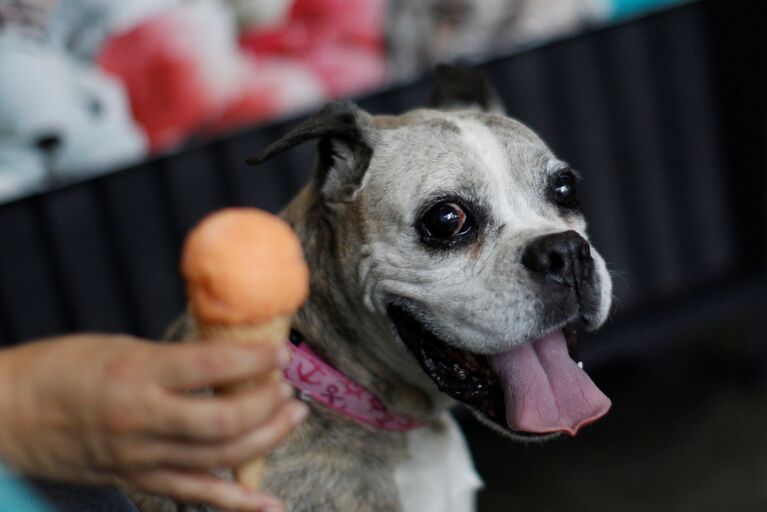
[
  {"x1": 181, "y1": 208, "x2": 309, "y2": 490},
  {"x1": 197, "y1": 316, "x2": 292, "y2": 348}
]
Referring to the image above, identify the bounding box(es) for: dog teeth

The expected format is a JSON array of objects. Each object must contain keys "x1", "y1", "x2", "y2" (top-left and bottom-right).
[{"x1": 577, "y1": 361, "x2": 584, "y2": 369}]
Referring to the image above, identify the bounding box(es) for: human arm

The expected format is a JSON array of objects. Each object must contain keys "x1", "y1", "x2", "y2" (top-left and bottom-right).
[{"x1": 0, "y1": 334, "x2": 307, "y2": 511}]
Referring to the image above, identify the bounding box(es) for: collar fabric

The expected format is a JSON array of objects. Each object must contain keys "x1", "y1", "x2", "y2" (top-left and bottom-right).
[{"x1": 284, "y1": 332, "x2": 425, "y2": 432}]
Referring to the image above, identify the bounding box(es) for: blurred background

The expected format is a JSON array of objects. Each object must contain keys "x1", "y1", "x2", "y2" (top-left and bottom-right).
[{"x1": 0, "y1": 0, "x2": 765, "y2": 510}]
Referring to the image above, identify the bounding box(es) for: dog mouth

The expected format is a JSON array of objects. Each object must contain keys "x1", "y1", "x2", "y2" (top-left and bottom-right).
[{"x1": 387, "y1": 304, "x2": 611, "y2": 438}]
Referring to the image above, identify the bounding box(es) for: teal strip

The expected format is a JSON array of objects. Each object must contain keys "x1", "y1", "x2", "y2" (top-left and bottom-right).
[
  {"x1": 0, "y1": 463, "x2": 51, "y2": 511},
  {"x1": 610, "y1": 0, "x2": 690, "y2": 18}
]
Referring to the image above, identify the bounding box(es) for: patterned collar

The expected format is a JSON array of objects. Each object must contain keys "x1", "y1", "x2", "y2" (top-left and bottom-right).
[{"x1": 284, "y1": 331, "x2": 426, "y2": 431}]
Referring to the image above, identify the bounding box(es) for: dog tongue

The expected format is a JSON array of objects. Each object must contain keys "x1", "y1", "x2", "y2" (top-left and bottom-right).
[{"x1": 487, "y1": 330, "x2": 611, "y2": 436}]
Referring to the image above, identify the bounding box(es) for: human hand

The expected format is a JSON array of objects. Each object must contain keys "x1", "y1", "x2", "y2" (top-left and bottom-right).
[{"x1": 0, "y1": 334, "x2": 307, "y2": 511}]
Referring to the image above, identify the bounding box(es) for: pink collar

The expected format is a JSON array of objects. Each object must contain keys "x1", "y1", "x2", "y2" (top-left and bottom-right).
[{"x1": 283, "y1": 333, "x2": 426, "y2": 432}]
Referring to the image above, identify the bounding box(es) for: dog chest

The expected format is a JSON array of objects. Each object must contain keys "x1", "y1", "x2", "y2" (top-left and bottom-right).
[{"x1": 394, "y1": 412, "x2": 483, "y2": 512}]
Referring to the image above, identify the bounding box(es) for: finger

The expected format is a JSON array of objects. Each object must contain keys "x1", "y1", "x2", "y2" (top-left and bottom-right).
[
  {"x1": 151, "y1": 342, "x2": 290, "y2": 390},
  {"x1": 143, "y1": 401, "x2": 308, "y2": 470},
  {"x1": 124, "y1": 468, "x2": 284, "y2": 512},
  {"x1": 150, "y1": 380, "x2": 295, "y2": 441}
]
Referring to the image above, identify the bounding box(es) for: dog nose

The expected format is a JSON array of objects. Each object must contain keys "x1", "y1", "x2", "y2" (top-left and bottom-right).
[{"x1": 521, "y1": 231, "x2": 593, "y2": 287}]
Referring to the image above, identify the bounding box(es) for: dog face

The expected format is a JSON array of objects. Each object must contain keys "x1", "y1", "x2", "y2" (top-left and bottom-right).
[
  {"x1": 251, "y1": 67, "x2": 612, "y2": 438},
  {"x1": 361, "y1": 109, "x2": 611, "y2": 347}
]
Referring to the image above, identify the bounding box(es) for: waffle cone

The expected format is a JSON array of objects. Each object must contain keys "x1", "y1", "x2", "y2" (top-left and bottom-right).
[
  {"x1": 198, "y1": 314, "x2": 292, "y2": 489},
  {"x1": 198, "y1": 315, "x2": 292, "y2": 348}
]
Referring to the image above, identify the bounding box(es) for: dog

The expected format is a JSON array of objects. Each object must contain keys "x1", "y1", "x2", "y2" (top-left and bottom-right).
[{"x1": 139, "y1": 65, "x2": 613, "y2": 512}]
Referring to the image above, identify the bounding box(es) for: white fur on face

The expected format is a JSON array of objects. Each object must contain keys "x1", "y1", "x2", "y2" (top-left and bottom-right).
[
  {"x1": 451, "y1": 116, "x2": 554, "y2": 231},
  {"x1": 348, "y1": 110, "x2": 612, "y2": 356}
]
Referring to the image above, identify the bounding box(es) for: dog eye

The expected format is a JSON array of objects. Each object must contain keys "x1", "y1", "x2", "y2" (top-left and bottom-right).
[
  {"x1": 552, "y1": 170, "x2": 579, "y2": 209},
  {"x1": 420, "y1": 202, "x2": 471, "y2": 241}
]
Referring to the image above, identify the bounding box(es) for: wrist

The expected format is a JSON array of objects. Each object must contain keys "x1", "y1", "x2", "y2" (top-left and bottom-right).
[{"x1": 0, "y1": 346, "x2": 25, "y2": 470}]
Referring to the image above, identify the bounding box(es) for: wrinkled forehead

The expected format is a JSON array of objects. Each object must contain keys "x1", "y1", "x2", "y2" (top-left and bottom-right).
[{"x1": 366, "y1": 111, "x2": 562, "y2": 211}]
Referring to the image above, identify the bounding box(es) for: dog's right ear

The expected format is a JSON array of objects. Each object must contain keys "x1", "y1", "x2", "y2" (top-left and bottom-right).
[
  {"x1": 429, "y1": 64, "x2": 506, "y2": 115},
  {"x1": 247, "y1": 101, "x2": 373, "y2": 202}
]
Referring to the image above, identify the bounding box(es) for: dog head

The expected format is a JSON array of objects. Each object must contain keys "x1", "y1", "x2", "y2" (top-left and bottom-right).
[{"x1": 250, "y1": 66, "x2": 613, "y2": 439}]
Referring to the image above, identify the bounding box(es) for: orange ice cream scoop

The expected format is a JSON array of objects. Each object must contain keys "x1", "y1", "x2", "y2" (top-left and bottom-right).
[{"x1": 181, "y1": 208, "x2": 309, "y2": 326}]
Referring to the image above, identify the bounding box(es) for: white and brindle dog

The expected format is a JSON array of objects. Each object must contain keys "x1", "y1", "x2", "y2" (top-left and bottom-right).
[{"x1": 145, "y1": 66, "x2": 613, "y2": 512}]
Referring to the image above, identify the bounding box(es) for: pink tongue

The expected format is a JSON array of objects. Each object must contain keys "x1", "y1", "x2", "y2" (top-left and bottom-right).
[{"x1": 488, "y1": 330, "x2": 611, "y2": 436}]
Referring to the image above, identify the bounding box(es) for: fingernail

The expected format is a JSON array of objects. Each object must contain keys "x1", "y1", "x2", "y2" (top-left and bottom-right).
[
  {"x1": 253, "y1": 495, "x2": 283, "y2": 512},
  {"x1": 290, "y1": 402, "x2": 309, "y2": 425},
  {"x1": 280, "y1": 382, "x2": 294, "y2": 400},
  {"x1": 244, "y1": 492, "x2": 283, "y2": 512},
  {"x1": 277, "y1": 346, "x2": 292, "y2": 368}
]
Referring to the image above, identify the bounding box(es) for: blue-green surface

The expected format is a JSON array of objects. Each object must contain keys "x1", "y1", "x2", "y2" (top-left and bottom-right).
[
  {"x1": 609, "y1": 0, "x2": 689, "y2": 18},
  {"x1": 0, "y1": 463, "x2": 51, "y2": 511}
]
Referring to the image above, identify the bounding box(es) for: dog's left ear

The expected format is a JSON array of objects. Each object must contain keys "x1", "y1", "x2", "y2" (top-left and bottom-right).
[
  {"x1": 247, "y1": 101, "x2": 373, "y2": 201},
  {"x1": 429, "y1": 64, "x2": 506, "y2": 115}
]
